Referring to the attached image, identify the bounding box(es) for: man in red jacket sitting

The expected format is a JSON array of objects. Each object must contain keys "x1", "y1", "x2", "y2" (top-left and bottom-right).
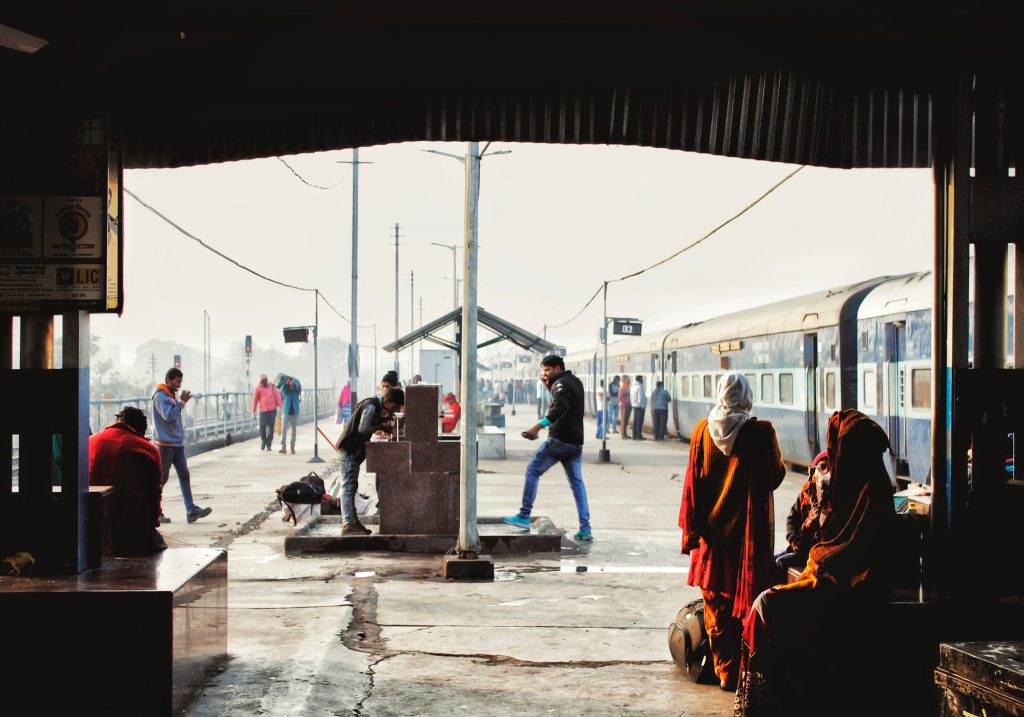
[{"x1": 89, "y1": 406, "x2": 167, "y2": 556}]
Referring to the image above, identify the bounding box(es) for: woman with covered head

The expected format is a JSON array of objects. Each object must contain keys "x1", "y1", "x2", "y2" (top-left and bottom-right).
[
  {"x1": 733, "y1": 409, "x2": 897, "y2": 716},
  {"x1": 679, "y1": 372, "x2": 786, "y2": 691}
]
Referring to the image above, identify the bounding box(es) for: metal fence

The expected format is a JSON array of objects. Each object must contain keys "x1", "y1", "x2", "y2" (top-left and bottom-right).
[{"x1": 91, "y1": 388, "x2": 337, "y2": 443}]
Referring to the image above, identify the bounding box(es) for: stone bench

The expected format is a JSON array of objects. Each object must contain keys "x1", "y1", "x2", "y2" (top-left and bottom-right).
[{"x1": 0, "y1": 548, "x2": 227, "y2": 716}]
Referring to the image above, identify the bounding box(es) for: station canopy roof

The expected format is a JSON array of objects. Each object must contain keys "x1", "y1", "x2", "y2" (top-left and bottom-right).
[
  {"x1": 384, "y1": 307, "x2": 557, "y2": 356},
  {"x1": 4, "y1": 2, "x2": 1024, "y2": 170}
]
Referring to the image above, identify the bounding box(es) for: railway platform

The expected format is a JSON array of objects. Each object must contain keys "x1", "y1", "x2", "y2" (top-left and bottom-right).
[{"x1": 154, "y1": 407, "x2": 806, "y2": 716}]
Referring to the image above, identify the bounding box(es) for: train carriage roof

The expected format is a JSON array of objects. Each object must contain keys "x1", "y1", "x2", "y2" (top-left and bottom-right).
[
  {"x1": 857, "y1": 272, "x2": 932, "y2": 320},
  {"x1": 660, "y1": 276, "x2": 896, "y2": 350}
]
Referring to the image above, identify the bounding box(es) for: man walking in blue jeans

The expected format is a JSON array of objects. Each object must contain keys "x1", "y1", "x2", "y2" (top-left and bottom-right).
[
  {"x1": 503, "y1": 355, "x2": 593, "y2": 541},
  {"x1": 152, "y1": 368, "x2": 212, "y2": 524}
]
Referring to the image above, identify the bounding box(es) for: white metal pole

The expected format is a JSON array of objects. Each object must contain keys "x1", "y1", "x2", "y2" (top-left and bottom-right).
[
  {"x1": 350, "y1": 148, "x2": 360, "y2": 408},
  {"x1": 458, "y1": 142, "x2": 481, "y2": 556},
  {"x1": 310, "y1": 290, "x2": 324, "y2": 463}
]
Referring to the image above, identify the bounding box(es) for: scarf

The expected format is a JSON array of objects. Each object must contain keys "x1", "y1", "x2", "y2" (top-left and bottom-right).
[{"x1": 708, "y1": 373, "x2": 753, "y2": 455}]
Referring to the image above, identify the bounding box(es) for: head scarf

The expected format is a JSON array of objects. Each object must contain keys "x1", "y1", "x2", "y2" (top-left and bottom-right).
[
  {"x1": 708, "y1": 373, "x2": 753, "y2": 456},
  {"x1": 803, "y1": 409, "x2": 895, "y2": 591}
]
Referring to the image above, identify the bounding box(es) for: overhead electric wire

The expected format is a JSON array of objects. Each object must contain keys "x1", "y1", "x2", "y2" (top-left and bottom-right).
[
  {"x1": 275, "y1": 157, "x2": 350, "y2": 190},
  {"x1": 544, "y1": 164, "x2": 806, "y2": 331},
  {"x1": 125, "y1": 187, "x2": 371, "y2": 331}
]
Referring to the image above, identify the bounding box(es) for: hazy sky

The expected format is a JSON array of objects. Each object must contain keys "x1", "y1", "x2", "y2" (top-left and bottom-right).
[{"x1": 90, "y1": 142, "x2": 934, "y2": 375}]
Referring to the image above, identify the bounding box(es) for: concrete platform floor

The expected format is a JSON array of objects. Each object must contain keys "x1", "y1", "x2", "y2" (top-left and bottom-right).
[{"x1": 157, "y1": 409, "x2": 805, "y2": 716}]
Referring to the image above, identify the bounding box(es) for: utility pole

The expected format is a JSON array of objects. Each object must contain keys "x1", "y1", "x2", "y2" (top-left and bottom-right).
[
  {"x1": 600, "y1": 282, "x2": 610, "y2": 462},
  {"x1": 338, "y1": 149, "x2": 372, "y2": 410},
  {"x1": 150, "y1": 352, "x2": 156, "y2": 386},
  {"x1": 393, "y1": 222, "x2": 401, "y2": 373}
]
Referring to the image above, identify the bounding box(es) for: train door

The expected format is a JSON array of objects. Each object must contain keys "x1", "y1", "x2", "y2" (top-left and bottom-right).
[
  {"x1": 803, "y1": 334, "x2": 820, "y2": 459},
  {"x1": 884, "y1": 322, "x2": 906, "y2": 475},
  {"x1": 670, "y1": 351, "x2": 680, "y2": 437}
]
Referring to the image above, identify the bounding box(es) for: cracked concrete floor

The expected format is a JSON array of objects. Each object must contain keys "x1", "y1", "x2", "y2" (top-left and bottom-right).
[{"x1": 172, "y1": 418, "x2": 805, "y2": 716}]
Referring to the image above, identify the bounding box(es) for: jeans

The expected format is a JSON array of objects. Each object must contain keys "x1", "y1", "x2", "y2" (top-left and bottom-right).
[
  {"x1": 281, "y1": 412, "x2": 298, "y2": 449},
  {"x1": 158, "y1": 444, "x2": 196, "y2": 514},
  {"x1": 340, "y1": 450, "x2": 362, "y2": 524},
  {"x1": 609, "y1": 403, "x2": 619, "y2": 431},
  {"x1": 595, "y1": 409, "x2": 604, "y2": 438},
  {"x1": 259, "y1": 409, "x2": 277, "y2": 449},
  {"x1": 632, "y1": 406, "x2": 646, "y2": 439},
  {"x1": 620, "y1": 406, "x2": 632, "y2": 438},
  {"x1": 518, "y1": 438, "x2": 590, "y2": 531},
  {"x1": 652, "y1": 408, "x2": 668, "y2": 440}
]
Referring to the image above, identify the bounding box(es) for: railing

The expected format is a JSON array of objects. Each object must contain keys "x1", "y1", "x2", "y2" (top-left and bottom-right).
[
  {"x1": 11, "y1": 388, "x2": 337, "y2": 485},
  {"x1": 91, "y1": 388, "x2": 337, "y2": 444}
]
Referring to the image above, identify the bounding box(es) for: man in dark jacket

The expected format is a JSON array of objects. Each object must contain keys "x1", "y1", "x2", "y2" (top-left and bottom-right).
[
  {"x1": 335, "y1": 387, "x2": 405, "y2": 535},
  {"x1": 89, "y1": 406, "x2": 167, "y2": 555},
  {"x1": 502, "y1": 355, "x2": 593, "y2": 541}
]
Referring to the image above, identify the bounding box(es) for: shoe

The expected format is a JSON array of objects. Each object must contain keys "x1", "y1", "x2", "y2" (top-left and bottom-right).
[
  {"x1": 279, "y1": 448, "x2": 287, "y2": 454},
  {"x1": 187, "y1": 506, "x2": 213, "y2": 523},
  {"x1": 574, "y1": 528, "x2": 594, "y2": 542},
  {"x1": 501, "y1": 515, "x2": 531, "y2": 530},
  {"x1": 342, "y1": 521, "x2": 372, "y2": 535},
  {"x1": 159, "y1": 514, "x2": 171, "y2": 524},
  {"x1": 290, "y1": 447, "x2": 296, "y2": 454}
]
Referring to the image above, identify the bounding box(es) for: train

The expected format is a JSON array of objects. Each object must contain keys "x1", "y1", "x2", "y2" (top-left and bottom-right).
[{"x1": 565, "y1": 272, "x2": 952, "y2": 484}]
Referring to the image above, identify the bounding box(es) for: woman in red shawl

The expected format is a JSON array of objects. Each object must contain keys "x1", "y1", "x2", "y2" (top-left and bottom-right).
[
  {"x1": 732, "y1": 409, "x2": 896, "y2": 716},
  {"x1": 679, "y1": 373, "x2": 786, "y2": 690}
]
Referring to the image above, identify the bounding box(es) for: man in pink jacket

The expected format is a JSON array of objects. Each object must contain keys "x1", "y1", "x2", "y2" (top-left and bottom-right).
[{"x1": 252, "y1": 374, "x2": 283, "y2": 451}]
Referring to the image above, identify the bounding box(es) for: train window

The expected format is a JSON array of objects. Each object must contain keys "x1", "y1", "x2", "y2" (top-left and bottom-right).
[
  {"x1": 671, "y1": 352, "x2": 678, "y2": 373},
  {"x1": 703, "y1": 375, "x2": 712, "y2": 399},
  {"x1": 761, "y1": 374, "x2": 774, "y2": 403},
  {"x1": 692, "y1": 376, "x2": 701, "y2": 397},
  {"x1": 650, "y1": 354, "x2": 657, "y2": 373},
  {"x1": 863, "y1": 370, "x2": 876, "y2": 409},
  {"x1": 825, "y1": 372, "x2": 836, "y2": 409},
  {"x1": 779, "y1": 373, "x2": 793, "y2": 404},
  {"x1": 681, "y1": 376, "x2": 690, "y2": 397},
  {"x1": 911, "y1": 368, "x2": 931, "y2": 409},
  {"x1": 714, "y1": 374, "x2": 723, "y2": 392}
]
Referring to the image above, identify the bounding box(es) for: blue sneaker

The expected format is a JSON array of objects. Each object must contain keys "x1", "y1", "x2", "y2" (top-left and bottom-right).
[
  {"x1": 574, "y1": 528, "x2": 593, "y2": 542},
  {"x1": 501, "y1": 515, "x2": 531, "y2": 530}
]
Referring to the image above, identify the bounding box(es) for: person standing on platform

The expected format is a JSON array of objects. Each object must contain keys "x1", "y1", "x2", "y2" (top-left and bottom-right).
[
  {"x1": 152, "y1": 368, "x2": 213, "y2": 524},
  {"x1": 678, "y1": 373, "x2": 785, "y2": 692},
  {"x1": 503, "y1": 355, "x2": 593, "y2": 542},
  {"x1": 651, "y1": 380, "x2": 671, "y2": 440},
  {"x1": 631, "y1": 375, "x2": 647, "y2": 440},
  {"x1": 608, "y1": 375, "x2": 621, "y2": 433},
  {"x1": 619, "y1": 375, "x2": 632, "y2": 440},
  {"x1": 381, "y1": 370, "x2": 400, "y2": 397},
  {"x1": 595, "y1": 379, "x2": 606, "y2": 438},
  {"x1": 89, "y1": 406, "x2": 166, "y2": 555},
  {"x1": 441, "y1": 392, "x2": 461, "y2": 433},
  {"x1": 337, "y1": 383, "x2": 352, "y2": 425},
  {"x1": 536, "y1": 376, "x2": 547, "y2": 419},
  {"x1": 277, "y1": 374, "x2": 302, "y2": 454},
  {"x1": 252, "y1": 374, "x2": 282, "y2": 451},
  {"x1": 336, "y1": 387, "x2": 405, "y2": 535}
]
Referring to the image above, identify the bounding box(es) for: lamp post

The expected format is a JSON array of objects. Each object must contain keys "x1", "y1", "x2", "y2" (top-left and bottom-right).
[
  {"x1": 423, "y1": 143, "x2": 509, "y2": 573},
  {"x1": 430, "y1": 242, "x2": 458, "y2": 312}
]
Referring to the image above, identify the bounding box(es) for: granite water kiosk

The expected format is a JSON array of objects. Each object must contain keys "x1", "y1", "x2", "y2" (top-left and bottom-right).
[{"x1": 284, "y1": 383, "x2": 562, "y2": 558}]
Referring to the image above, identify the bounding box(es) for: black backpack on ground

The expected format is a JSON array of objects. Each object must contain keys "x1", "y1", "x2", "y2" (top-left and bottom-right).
[{"x1": 277, "y1": 472, "x2": 327, "y2": 524}]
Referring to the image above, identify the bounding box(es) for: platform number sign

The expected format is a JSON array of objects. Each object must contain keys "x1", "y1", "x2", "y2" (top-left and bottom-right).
[{"x1": 613, "y1": 321, "x2": 642, "y2": 336}]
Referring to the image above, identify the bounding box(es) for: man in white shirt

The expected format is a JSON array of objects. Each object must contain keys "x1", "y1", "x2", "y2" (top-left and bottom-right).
[{"x1": 630, "y1": 375, "x2": 648, "y2": 440}]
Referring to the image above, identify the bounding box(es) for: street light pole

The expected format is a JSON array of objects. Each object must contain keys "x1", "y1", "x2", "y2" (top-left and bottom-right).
[
  {"x1": 600, "y1": 282, "x2": 610, "y2": 462},
  {"x1": 459, "y1": 141, "x2": 481, "y2": 559},
  {"x1": 309, "y1": 290, "x2": 324, "y2": 463},
  {"x1": 338, "y1": 149, "x2": 372, "y2": 409}
]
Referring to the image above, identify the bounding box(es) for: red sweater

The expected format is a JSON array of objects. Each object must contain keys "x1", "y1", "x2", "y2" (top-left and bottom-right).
[{"x1": 89, "y1": 422, "x2": 163, "y2": 556}]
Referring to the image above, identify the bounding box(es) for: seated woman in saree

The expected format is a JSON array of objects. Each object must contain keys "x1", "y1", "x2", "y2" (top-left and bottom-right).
[
  {"x1": 679, "y1": 373, "x2": 786, "y2": 691},
  {"x1": 733, "y1": 409, "x2": 897, "y2": 717}
]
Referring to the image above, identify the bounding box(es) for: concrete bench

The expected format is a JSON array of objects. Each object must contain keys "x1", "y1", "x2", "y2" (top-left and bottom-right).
[{"x1": 0, "y1": 548, "x2": 227, "y2": 716}]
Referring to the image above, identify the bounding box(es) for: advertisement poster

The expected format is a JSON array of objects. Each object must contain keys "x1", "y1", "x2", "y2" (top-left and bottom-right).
[{"x1": 0, "y1": 119, "x2": 123, "y2": 313}]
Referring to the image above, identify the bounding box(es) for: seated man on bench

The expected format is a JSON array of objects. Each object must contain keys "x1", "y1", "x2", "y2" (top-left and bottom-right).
[{"x1": 89, "y1": 406, "x2": 167, "y2": 556}]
